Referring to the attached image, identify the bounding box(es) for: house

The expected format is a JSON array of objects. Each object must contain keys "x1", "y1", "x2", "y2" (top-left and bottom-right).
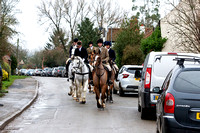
[
  {"x1": 3, "y1": 55, "x2": 12, "y2": 66},
  {"x1": 106, "y1": 24, "x2": 154, "y2": 43},
  {"x1": 161, "y1": 0, "x2": 200, "y2": 53},
  {"x1": 106, "y1": 28, "x2": 121, "y2": 43}
]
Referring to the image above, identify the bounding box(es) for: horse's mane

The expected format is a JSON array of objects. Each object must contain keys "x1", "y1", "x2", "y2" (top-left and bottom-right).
[
  {"x1": 95, "y1": 56, "x2": 102, "y2": 67},
  {"x1": 74, "y1": 56, "x2": 84, "y2": 64}
]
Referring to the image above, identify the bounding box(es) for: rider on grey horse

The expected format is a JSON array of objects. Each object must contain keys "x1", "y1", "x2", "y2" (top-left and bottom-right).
[
  {"x1": 66, "y1": 38, "x2": 78, "y2": 78},
  {"x1": 74, "y1": 41, "x2": 93, "y2": 80}
]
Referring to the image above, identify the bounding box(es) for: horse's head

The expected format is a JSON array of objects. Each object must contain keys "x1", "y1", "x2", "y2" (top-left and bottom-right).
[
  {"x1": 71, "y1": 56, "x2": 84, "y2": 70},
  {"x1": 94, "y1": 55, "x2": 102, "y2": 67}
]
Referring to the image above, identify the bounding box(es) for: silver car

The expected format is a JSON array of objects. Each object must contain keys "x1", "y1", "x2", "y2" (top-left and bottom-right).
[
  {"x1": 35, "y1": 69, "x2": 42, "y2": 76},
  {"x1": 114, "y1": 65, "x2": 143, "y2": 96}
]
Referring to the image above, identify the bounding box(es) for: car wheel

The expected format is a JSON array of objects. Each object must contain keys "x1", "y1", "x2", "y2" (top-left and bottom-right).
[
  {"x1": 141, "y1": 107, "x2": 148, "y2": 120},
  {"x1": 138, "y1": 101, "x2": 141, "y2": 112},
  {"x1": 113, "y1": 86, "x2": 117, "y2": 94},
  {"x1": 119, "y1": 83, "x2": 124, "y2": 96}
]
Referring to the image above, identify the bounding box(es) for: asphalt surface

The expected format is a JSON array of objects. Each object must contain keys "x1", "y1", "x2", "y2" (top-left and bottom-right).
[
  {"x1": 0, "y1": 78, "x2": 38, "y2": 130},
  {"x1": 1, "y1": 77, "x2": 156, "y2": 133}
]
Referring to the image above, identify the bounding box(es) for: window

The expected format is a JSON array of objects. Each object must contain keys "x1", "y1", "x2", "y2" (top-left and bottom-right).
[
  {"x1": 162, "y1": 70, "x2": 172, "y2": 91},
  {"x1": 119, "y1": 67, "x2": 124, "y2": 74},
  {"x1": 174, "y1": 71, "x2": 200, "y2": 94},
  {"x1": 126, "y1": 68, "x2": 142, "y2": 74}
]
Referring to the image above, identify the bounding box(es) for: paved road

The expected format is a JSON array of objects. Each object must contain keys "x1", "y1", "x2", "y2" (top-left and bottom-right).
[{"x1": 2, "y1": 77, "x2": 156, "y2": 133}]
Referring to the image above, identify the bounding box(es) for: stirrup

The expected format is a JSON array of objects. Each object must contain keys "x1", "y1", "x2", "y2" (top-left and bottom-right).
[
  {"x1": 89, "y1": 80, "x2": 94, "y2": 86},
  {"x1": 108, "y1": 80, "x2": 113, "y2": 85}
]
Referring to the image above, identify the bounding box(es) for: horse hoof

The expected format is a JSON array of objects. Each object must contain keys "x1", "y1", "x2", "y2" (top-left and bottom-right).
[
  {"x1": 76, "y1": 99, "x2": 79, "y2": 102},
  {"x1": 103, "y1": 103, "x2": 106, "y2": 108},
  {"x1": 81, "y1": 101, "x2": 86, "y2": 104},
  {"x1": 68, "y1": 93, "x2": 72, "y2": 96},
  {"x1": 100, "y1": 107, "x2": 104, "y2": 111},
  {"x1": 73, "y1": 97, "x2": 77, "y2": 100}
]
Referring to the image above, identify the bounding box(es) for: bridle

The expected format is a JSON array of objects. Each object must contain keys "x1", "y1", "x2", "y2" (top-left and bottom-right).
[{"x1": 73, "y1": 57, "x2": 89, "y2": 75}]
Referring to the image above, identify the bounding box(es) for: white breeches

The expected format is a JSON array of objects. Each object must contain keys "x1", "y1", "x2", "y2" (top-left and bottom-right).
[
  {"x1": 113, "y1": 64, "x2": 119, "y2": 71},
  {"x1": 66, "y1": 58, "x2": 71, "y2": 64},
  {"x1": 103, "y1": 63, "x2": 111, "y2": 71}
]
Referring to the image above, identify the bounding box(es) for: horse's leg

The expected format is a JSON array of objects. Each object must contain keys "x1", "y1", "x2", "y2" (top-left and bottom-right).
[
  {"x1": 77, "y1": 82, "x2": 82, "y2": 102},
  {"x1": 110, "y1": 84, "x2": 114, "y2": 103},
  {"x1": 88, "y1": 80, "x2": 92, "y2": 93},
  {"x1": 82, "y1": 80, "x2": 88, "y2": 104},
  {"x1": 101, "y1": 85, "x2": 107, "y2": 108},
  {"x1": 106, "y1": 85, "x2": 109, "y2": 102},
  {"x1": 74, "y1": 81, "x2": 78, "y2": 101},
  {"x1": 68, "y1": 80, "x2": 73, "y2": 96},
  {"x1": 94, "y1": 86, "x2": 101, "y2": 108}
]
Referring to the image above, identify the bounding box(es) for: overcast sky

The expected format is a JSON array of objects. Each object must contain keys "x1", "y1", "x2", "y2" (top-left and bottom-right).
[{"x1": 12, "y1": 0, "x2": 177, "y2": 52}]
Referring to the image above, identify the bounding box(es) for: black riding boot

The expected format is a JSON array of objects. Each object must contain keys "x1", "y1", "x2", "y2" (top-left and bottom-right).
[
  {"x1": 107, "y1": 71, "x2": 113, "y2": 85},
  {"x1": 89, "y1": 72, "x2": 94, "y2": 86},
  {"x1": 66, "y1": 61, "x2": 70, "y2": 78},
  {"x1": 86, "y1": 64, "x2": 94, "y2": 86}
]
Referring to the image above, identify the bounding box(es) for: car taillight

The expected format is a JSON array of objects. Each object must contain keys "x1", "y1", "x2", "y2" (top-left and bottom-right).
[
  {"x1": 144, "y1": 67, "x2": 152, "y2": 89},
  {"x1": 164, "y1": 93, "x2": 175, "y2": 114},
  {"x1": 122, "y1": 74, "x2": 129, "y2": 78}
]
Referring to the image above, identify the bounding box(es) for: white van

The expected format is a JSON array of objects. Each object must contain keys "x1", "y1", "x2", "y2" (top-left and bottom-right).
[{"x1": 138, "y1": 52, "x2": 200, "y2": 119}]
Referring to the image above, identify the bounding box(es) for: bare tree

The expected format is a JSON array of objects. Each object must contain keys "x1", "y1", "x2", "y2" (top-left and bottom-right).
[
  {"x1": 92, "y1": 0, "x2": 125, "y2": 34},
  {"x1": 38, "y1": 0, "x2": 68, "y2": 53},
  {"x1": 0, "y1": 0, "x2": 19, "y2": 61},
  {"x1": 165, "y1": 0, "x2": 200, "y2": 53},
  {"x1": 63, "y1": 0, "x2": 90, "y2": 42}
]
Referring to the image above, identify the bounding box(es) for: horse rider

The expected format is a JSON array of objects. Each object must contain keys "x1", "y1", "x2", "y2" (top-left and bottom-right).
[
  {"x1": 104, "y1": 41, "x2": 119, "y2": 72},
  {"x1": 90, "y1": 39, "x2": 113, "y2": 85},
  {"x1": 74, "y1": 41, "x2": 93, "y2": 80},
  {"x1": 87, "y1": 41, "x2": 96, "y2": 62},
  {"x1": 66, "y1": 38, "x2": 78, "y2": 78}
]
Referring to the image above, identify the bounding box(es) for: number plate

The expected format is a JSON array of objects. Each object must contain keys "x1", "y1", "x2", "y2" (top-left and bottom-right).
[
  {"x1": 135, "y1": 78, "x2": 140, "y2": 81},
  {"x1": 154, "y1": 95, "x2": 159, "y2": 100},
  {"x1": 196, "y1": 112, "x2": 200, "y2": 120}
]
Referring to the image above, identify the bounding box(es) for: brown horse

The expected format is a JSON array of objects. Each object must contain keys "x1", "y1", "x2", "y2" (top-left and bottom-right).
[
  {"x1": 88, "y1": 51, "x2": 95, "y2": 93},
  {"x1": 93, "y1": 56, "x2": 108, "y2": 109},
  {"x1": 106, "y1": 60, "x2": 116, "y2": 103}
]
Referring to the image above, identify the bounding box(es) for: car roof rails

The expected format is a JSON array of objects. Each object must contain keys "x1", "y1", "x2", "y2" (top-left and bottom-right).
[{"x1": 173, "y1": 57, "x2": 200, "y2": 66}]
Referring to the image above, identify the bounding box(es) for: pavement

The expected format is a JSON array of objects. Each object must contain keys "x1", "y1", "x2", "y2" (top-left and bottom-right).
[{"x1": 0, "y1": 78, "x2": 38, "y2": 130}]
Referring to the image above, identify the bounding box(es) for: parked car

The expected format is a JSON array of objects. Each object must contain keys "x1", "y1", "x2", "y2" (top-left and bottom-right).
[
  {"x1": 52, "y1": 67, "x2": 58, "y2": 77},
  {"x1": 26, "y1": 69, "x2": 35, "y2": 76},
  {"x1": 62, "y1": 67, "x2": 67, "y2": 77},
  {"x1": 41, "y1": 68, "x2": 50, "y2": 76},
  {"x1": 57, "y1": 66, "x2": 65, "y2": 77},
  {"x1": 19, "y1": 69, "x2": 26, "y2": 75},
  {"x1": 35, "y1": 69, "x2": 42, "y2": 76},
  {"x1": 114, "y1": 65, "x2": 142, "y2": 96},
  {"x1": 156, "y1": 57, "x2": 200, "y2": 133},
  {"x1": 47, "y1": 68, "x2": 53, "y2": 77},
  {"x1": 138, "y1": 52, "x2": 200, "y2": 119}
]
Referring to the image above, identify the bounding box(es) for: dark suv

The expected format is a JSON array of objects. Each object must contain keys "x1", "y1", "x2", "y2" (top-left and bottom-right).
[{"x1": 156, "y1": 58, "x2": 200, "y2": 133}]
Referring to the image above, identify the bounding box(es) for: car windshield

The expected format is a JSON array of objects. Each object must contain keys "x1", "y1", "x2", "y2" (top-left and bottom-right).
[
  {"x1": 59, "y1": 67, "x2": 64, "y2": 70},
  {"x1": 126, "y1": 68, "x2": 142, "y2": 74},
  {"x1": 174, "y1": 71, "x2": 200, "y2": 94}
]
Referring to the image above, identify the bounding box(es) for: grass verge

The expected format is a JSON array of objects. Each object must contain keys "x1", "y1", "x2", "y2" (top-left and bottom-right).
[{"x1": 0, "y1": 75, "x2": 29, "y2": 97}]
